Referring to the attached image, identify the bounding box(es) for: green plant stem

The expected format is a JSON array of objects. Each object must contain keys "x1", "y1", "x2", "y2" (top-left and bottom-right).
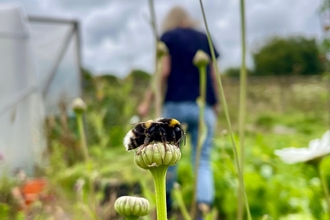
[
  {"x1": 237, "y1": 0, "x2": 247, "y2": 219},
  {"x1": 154, "y1": 56, "x2": 163, "y2": 117},
  {"x1": 76, "y1": 113, "x2": 89, "y2": 161},
  {"x1": 125, "y1": 217, "x2": 139, "y2": 220},
  {"x1": 173, "y1": 185, "x2": 192, "y2": 220},
  {"x1": 148, "y1": 0, "x2": 158, "y2": 41},
  {"x1": 191, "y1": 65, "x2": 207, "y2": 219},
  {"x1": 147, "y1": 0, "x2": 162, "y2": 118},
  {"x1": 317, "y1": 163, "x2": 330, "y2": 218},
  {"x1": 89, "y1": 177, "x2": 97, "y2": 218},
  {"x1": 198, "y1": 0, "x2": 251, "y2": 219},
  {"x1": 149, "y1": 166, "x2": 168, "y2": 220}
]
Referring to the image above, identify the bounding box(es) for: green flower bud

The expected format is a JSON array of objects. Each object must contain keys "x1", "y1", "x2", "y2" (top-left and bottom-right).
[
  {"x1": 156, "y1": 41, "x2": 168, "y2": 58},
  {"x1": 72, "y1": 98, "x2": 87, "y2": 114},
  {"x1": 193, "y1": 50, "x2": 210, "y2": 67},
  {"x1": 114, "y1": 196, "x2": 150, "y2": 217},
  {"x1": 134, "y1": 143, "x2": 181, "y2": 170}
]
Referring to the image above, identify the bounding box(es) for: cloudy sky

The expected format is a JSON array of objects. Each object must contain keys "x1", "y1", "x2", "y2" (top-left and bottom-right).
[{"x1": 0, "y1": 0, "x2": 324, "y2": 77}]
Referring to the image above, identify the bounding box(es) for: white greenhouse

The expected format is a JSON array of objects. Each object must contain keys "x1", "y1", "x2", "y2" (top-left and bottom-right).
[{"x1": 0, "y1": 3, "x2": 82, "y2": 175}]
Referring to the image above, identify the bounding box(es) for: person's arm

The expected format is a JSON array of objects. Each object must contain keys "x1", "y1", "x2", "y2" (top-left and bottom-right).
[{"x1": 137, "y1": 55, "x2": 171, "y2": 117}]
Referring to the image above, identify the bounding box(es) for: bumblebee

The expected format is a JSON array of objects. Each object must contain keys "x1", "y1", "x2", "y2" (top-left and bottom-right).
[{"x1": 123, "y1": 118, "x2": 186, "y2": 152}]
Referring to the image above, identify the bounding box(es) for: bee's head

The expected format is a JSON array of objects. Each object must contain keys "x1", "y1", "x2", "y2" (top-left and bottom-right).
[{"x1": 169, "y1": 119, "x2": 180, "y2": 128}]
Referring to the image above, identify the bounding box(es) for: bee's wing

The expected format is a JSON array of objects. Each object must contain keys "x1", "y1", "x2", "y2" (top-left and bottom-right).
[{"x1": 129, "y1": 122, "x2": 143, "y2": 126}]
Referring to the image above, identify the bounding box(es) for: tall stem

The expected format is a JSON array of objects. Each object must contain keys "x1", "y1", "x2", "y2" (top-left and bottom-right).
[
  {"x1": 197, "y1": 0, "x2": 251, "y2": 219},
  {"x1": 238, "y1": 0, "x2": 247, "y2": 219},
  {"x1": 317, "y1": 163, "x2": 330, "y2": 218},
  {"x1": 154, "y1": 56, "x2": 163, "y2": 117},
  {"x1": 150, "y1": 166, "x2": 168, "y2": 220},
  {"x1": 191, "y1": 65, "x2": 207, "y2": 218},
  {"x1": 76, "y1": 113, "x2": 89, "y2": 161},
  {"x1": 173, "y1": 185, "x2": 191, "y2": 220},
  {"x1": 148, "y1": 0, "x2": 158, "y2": 41},
  {"x1": 147, "y1": 0, "x2": 162, "y2": 117}
]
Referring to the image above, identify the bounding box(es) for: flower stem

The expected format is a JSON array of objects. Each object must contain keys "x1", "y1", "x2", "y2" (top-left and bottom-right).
[
  {"x1": 154, "y1": 55, "x2": 163, "y2": 117},
  {"x1": 147, "y1": 0, "x2": 162, "y2": 118},
  {"x1": 238, "y1": 0, "x2": 247, "y2": 219},
  {"x1": 173, "y1": 185, "x2": 191, "y2": 220},
  {"x1": 198, "y1": 1, "x2": 251, "y2": 219},
  {"x1": 149, "y1": 166, "x2": 168, "y2": 220},
  {"x1": 191, "y1": 65, "x2": 207, "y2": 219},
  {"x1": 126, "y1": 217, "x2": 139, "y2": 220},
  {"x1": 76, "y1": 113, "x2": 89, "y2": 161},
  {"x1": 317, "y1": 163, "x2": 330, "y2": 218}
]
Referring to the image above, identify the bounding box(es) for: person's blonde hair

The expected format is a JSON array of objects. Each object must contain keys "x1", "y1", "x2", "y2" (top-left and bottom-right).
[{"x1": 162, "y1": 6, "x2": 199, "y2": 33}]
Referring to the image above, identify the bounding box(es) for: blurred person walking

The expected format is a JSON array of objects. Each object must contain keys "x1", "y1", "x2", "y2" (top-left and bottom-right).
[{"x1": 138, "y1": 6, "x2": 220, "y2": 219}]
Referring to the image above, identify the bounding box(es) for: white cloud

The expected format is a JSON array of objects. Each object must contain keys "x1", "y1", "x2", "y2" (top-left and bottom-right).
[{"x1": 0, "y1": 0, "x2": 323, "y2": 76}]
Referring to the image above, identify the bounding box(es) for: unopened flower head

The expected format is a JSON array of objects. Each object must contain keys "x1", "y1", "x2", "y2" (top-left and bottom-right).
[
  {"x1": 156, "y1": 41, "x2": 168, "y2": 58},
  {"x1": 72, "y1": 98, "x2": 87, "y2": 114},
  {"x1": 193, "y1": 50, "x2": 210, "y2": 67},
  {"x1": 135, "y1": 143, "x2": 181, "y2": 169},
  {"x1": 274, "y1": 130, "x2": 330, "y2": 164},
  {"x1": 114, "y1": 196, "x2": 150, "y2": 217}
]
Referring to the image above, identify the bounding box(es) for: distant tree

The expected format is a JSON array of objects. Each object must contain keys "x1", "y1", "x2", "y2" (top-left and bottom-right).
[
  {"x1": 99, "y1": 74, "x2": 120, "y2": 82},
  {"x1": 125, "y1": 69, "x2": 151, "y2": 85},
  {"x1": 253, "y1": 36, "x2": 323, "y2": 75},
  {"x1": 81, "y1": 68, "x2": 94, "y2": 91},
  {"x1": 224, "y1": 67, "x2": 252, "y2": 77},
  {"x1": 129, "y1": 69, "x2": 151, "y2": 80}
]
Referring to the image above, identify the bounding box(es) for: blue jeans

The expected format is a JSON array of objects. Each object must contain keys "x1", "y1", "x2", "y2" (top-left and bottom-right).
[{"x1": 163, "y1": 101, "x2": 216, "y2": 204}]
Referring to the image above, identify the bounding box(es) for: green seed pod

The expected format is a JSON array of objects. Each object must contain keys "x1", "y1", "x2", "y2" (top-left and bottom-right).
[
  {"x1": 135, "y1": 143, "x2": 181, "y2": 169},
  {"x1": 72, "y1": 98, "x2": 87, "y2": 114},
  {"x1": 193, "y1": 50, "x2": 210, "y2": 67},
  {"x1": 114, "y1": 196, "x2": 150, "y2": 217}
]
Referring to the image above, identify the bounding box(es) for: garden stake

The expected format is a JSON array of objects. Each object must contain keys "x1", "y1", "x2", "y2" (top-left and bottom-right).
[{"x1": 197, "y1": 1, "x2": 252, "y2": 219}]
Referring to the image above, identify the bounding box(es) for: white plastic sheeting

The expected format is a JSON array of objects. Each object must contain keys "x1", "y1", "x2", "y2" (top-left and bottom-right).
[
  {"x1": 0, "y1": 3, "x2": 81, "y2": 175},
  {"x1": 30, "y1": 19, "x2": 81, "y2": 115},
  {"x1": 0, "y1": 4, "x2": 45, "y2": 175}
]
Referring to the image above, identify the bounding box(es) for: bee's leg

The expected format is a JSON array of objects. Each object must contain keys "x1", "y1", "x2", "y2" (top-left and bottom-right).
[
  {"x1": 136, "y1": 146, "x2": 142, "y2": 155},
  {"x1": 143, "y1": 136, "x2": 151, "y2": 147},
  {"x1": 136, "y1": 136, "x2": 150, "y2": 155},
  {"x1": 159, "y1": 127, "x2": 168, "y2": 149},
  {"x1": 172, "y1": 130, "x2": 180, "y2": 148}
]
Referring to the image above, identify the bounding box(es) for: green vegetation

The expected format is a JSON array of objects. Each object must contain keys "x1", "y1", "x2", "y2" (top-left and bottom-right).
[
  {"x1": 1, "y1": 70, "x2": 328, "y2": 219},
  {"x1": 224, "y1": 36, "x2": 324, "y2": 77},
  {"x1": 253, "y1": 36, "x2": 323, "y2": 76}
]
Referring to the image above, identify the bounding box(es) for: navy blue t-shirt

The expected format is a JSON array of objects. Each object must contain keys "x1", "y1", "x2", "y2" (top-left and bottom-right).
[{"x1": 160, "y1": 27, "x2": 219, "y2": 106}]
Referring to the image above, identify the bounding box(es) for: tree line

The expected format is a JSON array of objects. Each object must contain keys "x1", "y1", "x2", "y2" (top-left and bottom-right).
[{"x1": 225, "y1": 36, "x2": 325, "y2": 76}]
